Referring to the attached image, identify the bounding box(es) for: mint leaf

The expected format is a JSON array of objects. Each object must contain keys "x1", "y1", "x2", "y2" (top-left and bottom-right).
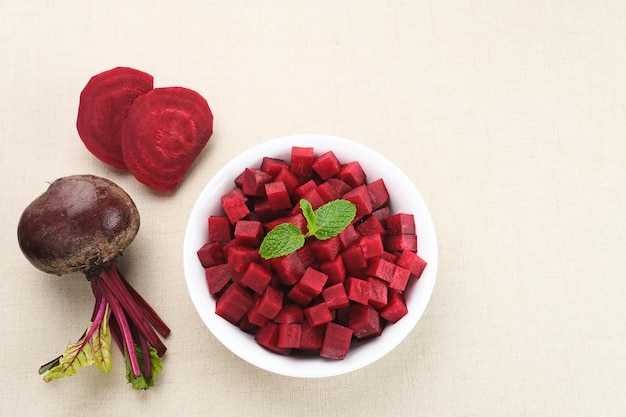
[
  {"x1": 258, "y1": 198, "x2": 356, "y2": 259},
  {"x1": 259, "y1": 222, "x2": 305, "y2": 259},
  {"x1": 300, "y1": 199, "x2": 316, "y2": 236},
  {"x1": 312, "y1": 199, "x2": 357, "y2": 240}
]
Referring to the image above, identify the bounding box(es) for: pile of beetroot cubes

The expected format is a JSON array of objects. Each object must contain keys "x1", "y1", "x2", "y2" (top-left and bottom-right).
[{"x1": 196, "y1": 146, "x2": 427, "y2": 360}]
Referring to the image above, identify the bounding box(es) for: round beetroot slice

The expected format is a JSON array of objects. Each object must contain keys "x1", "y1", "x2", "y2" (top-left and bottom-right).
[
  {"x1": 76, "y1": 67, "x2": 154, "y2": 169},
  {"x1": 121, "y1": 87, "x2": 214, "y2": 192}
]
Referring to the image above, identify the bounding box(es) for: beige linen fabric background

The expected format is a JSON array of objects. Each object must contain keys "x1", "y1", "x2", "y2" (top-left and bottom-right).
[{"x1": 1, "y1": 1, "x2": 625, "y2": 416}]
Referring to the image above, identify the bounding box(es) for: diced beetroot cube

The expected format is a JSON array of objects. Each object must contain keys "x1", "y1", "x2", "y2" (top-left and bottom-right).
[
  {"x1": 345, "y1": 277, "x2": 372, "y2": 305},
  {"x1": 240, "y1": 262, "x2": 273, "y2": 294},
  {"x1": 227, "y1": 244, "x2": 260, "y2": 273},
  {"x1": 197, "y1": 241, "x2": 225, "y2": 267},
  {"x1": 240, "y1": 168, "x2": 264, "y2": 197},
  {"x1": 316, "y1": 181, "x2": 341, "y2": 203},
  {"x1": 343, "y1": 184, "x2": 373, "y2": 219},
  {"x1": 367, "y1": 178, "x2": 389, "y2": 210},
  {"x1": 290, "y1": 146, "x2": 315, "y2": 178},
  {"x1": 320, "y1": 322, "x2": 353, "y2": 360},
  {"x1": 277, "y1": 323, "x2": 302, "y2": 348},
  {"x1": 221, "y1": 239, "x2": 236, "y2": 258},
  {"x1": 215, "y1": 283, "x2": 254, "y2": 325},
  {"x1": 372, "y1": 206, "x2": 391, "y2": 227},
  {"x1": 208, "y1": 215, "x2": 233, "y2": 243},
  {"x1": 327, "y1": 177, "x2": 352, "y2": 195},
  {"x1": 389, "y1": 264, "x2": 411, "y2": 292},
  {"x1": 265, "y1": 181, "x2": 292, "y2": 211},
  {"x1": 356, "y1": 215, "x2": 386, "y2": 236},
  {"x1": 365, "y1": 256, "x2": 395, "y2": 283},
  {"x1": 333, "y1": 306, "x2": 351, "y2": 327},
  {"x1": 342, "y1": 245, "x2": 367, "y2": 273},
  {"x1": 337, "y1": 161, "x2": 366, "y2": 187},
  {"x1": 338, "y1": 224, "x2": 360, "y2": 250},
  {"x1": 349, "y1": 304, "x2": 382, "y2": 339},
  {"x1": 234, "y1": 170, "x2": 246, "y2": 188},
  {"x1": 396, "y1": 250, "x2": 428, "y2": 279},
  {"x1": 304, "y1": 302, "x2": 333, "y2": 327},
  {"x1": 319, "y1": 255, "x2": 347, "y2": 286},
  {"x1": 267, "y1": 270, "x2": 282, "y2": 289},
  {"x1": 309, "y1": 236, "x2": 340, "y2": 262},
  {"x1": 270, "y1": 252, "x2": 304, "y2": 285},
  {"x1": 367, "y1": 277, "x2": 388, "y2": 310},
  {"x1": 322, "y1": 283, "x2": 350, "y2": 309},
  {"x1": 255, "y1": 321, "x2": 291, "y2": 355},
  {"x1": 205, "y1": 263, "x2": 238, "y2": 295},
  {"x1": 387, "y1": 213, "x2": 416, "y2": 235},
  {"x1": 261, "y1": 156, "x2": 288, "y2": 177},
  {"x1": 289, "y1": 213, "x2": 309, "y2": 234},
  {"x1": 241, "y1": 168, "x2": 272, "y2": 197},
  {"x1": 298, "y1": 188, "x2": 325, "y2": 211},
  {"x1": 221, "y1": 189, "x2": 250, "y2": 224},
  {"x1": 244, "y1": 313, "x2": 263, "y2": 333},
  {"x1": 234, "y1": 220, "x2": 264, "y2": 247},
  {"x1": 293, "y1": 179, "x2": 317, "y2": 202},
  {"x1": 287, "y1": 283, "x2": 314, "y2": 306},
  {"x1": 312, "y1": 151, "x2": 342, "y2": 179},
  {"x1": 238, "y1": 313, "x2": 259, "y2": 334},
  {"x1": 380, "y1": 290, "x2": 408, "y2": 323},
  {"x1": 299, "y1": 321, "x2": 325, "y2": 350},
  {"x1": 359, "y1": 234, "x2": 384, "y2": 259},
  {"x1": 274, "y1": 304, "x2": 304, "y2": 323},
  {"x1": 247, "y1": 301, "x2": 270, "y2": 326},
  {"x1": 380, "y1": 251, "x2": 399, "y2": 262},
  {"x1": 266, "y1": 213, "x2": 307, "y2": 235},
  {"x1": 296, "y1": 243, "x2": 316, "y2": 268},
  {"x1": 299, "y1": 267, "x2": 329, "y2": 297},
  {"x1": 252, "y1": 198, "x2": 276, "y2": 222},
  {"x1": 274, "y1": 166, "x2": 300, "y2": 196},
  {"x1": 255, "y1": 286, "x2": 283, "y2": 319},
  {"x1": 386, "y1": 234, "x2": 417, "y2": 252}
]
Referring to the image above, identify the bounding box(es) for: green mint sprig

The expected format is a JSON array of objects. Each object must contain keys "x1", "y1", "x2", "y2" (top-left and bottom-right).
[{"x1": 259, "y1": 199, "x2": 357, "y2": 260}]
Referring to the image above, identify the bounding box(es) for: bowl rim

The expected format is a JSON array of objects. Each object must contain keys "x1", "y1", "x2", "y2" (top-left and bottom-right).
[{"x1": 183, "y1": 133, "x2": 438, "y2": 378}]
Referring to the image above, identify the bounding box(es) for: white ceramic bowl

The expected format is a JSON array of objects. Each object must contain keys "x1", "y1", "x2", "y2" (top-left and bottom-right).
[{"x1": 183, "y1": 134, "x2": 438, "y2": 378}]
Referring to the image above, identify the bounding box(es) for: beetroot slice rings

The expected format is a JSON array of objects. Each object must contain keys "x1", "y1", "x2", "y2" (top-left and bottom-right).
[
  {"x1": 121, "y1": 87, "x2": 214, "y2": 192},
  {"x1": 76, "y1": 67, "x2": 154, "y2": 169},
  {"x1": 75, "y1": 67, "x2": 214, "y2": 192}
]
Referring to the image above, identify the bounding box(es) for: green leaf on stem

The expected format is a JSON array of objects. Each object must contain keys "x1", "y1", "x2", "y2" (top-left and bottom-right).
[
  {"x1": 125, "y1": 346, "x2": 163, "y2": 390},
  {"x1": 42, "y1": 304, "x2": 112, "y2": 382}
]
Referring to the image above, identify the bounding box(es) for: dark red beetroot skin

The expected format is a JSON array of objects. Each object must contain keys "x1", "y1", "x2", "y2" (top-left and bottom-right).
[
  {"x1": 76, "y1": 67, "x2": 154, "y2": 169},
  {"x1": 121, "y1": 87, "x2": 214, "y2": 192},
  {"x1": 17, "y1": 175, "x2": 140, "y2": 275}
]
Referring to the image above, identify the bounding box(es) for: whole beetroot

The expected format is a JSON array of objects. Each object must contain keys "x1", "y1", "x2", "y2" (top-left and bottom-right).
[{"x1": 18, "y1": 174, "x2": 169, "y2": 389}]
